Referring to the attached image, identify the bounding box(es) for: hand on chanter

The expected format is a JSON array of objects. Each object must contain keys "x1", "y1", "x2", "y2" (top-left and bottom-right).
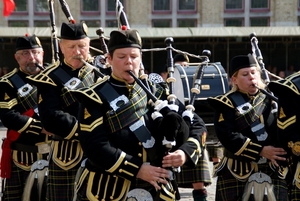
[
  {"x1": 260, "y1": 145, "x2": 287, "y2": 167},
  {"x1": 136, "y1": 163, "x2": 170, "y2": 190},
  {"x1": 162, "y1": 149, "x2": 186, "y2": 168}
]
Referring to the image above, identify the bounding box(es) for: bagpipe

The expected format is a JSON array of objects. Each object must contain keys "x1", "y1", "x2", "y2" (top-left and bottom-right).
[{"x1": 249, "y1": 33, "x2": 279, "y2": 108}]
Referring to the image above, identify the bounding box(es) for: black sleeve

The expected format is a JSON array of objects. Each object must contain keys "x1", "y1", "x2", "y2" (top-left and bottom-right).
[{"x1": 38, "y1": 83, "x2": 78, "y2": 139}]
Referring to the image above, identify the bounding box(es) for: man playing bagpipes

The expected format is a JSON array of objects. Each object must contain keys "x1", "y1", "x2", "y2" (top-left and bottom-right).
[
  {"x1": 0, "y1": 35, "x2": 50, "y2": 200},
  {"x1": 70, "y1": 28, "x2": 206, "y2": 201},
  {"x1": 27, "y1": 22, "x2": 103, "y2": 201}
]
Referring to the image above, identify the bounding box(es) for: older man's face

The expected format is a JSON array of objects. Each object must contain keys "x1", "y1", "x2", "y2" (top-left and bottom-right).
[
  {"x1": 15, "y1": 48, "x2": 44, "y2": 75},
  {"x1": 59, "y1": 37, "x2": 90, "y2": 69}
]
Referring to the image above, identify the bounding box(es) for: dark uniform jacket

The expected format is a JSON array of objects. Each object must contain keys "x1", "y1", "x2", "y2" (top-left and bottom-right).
[
  {"x1": 269, "y1": 72, "x2": 300, "y2": 157},
  {"x1": 27, "y1": 61, "x2": 100, "y2": 170},
  {"x1": 269, "y1": 72, "x2": 300, "y2": 188},
  {"x1": 0, "y1": 68, "x2": 47, "y2": 176},
  {"x1": 207, "y1": 90, "x2": 284, "y2": 180},
  {"x1": 72, "y1": 75, "x2": 205, "y2": 200}
]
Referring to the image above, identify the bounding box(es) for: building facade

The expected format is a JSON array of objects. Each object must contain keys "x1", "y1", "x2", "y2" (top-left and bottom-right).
[
  {"x1": 1, "y1": 0, "x2": 300, "y2": 28},
  {"x1": 1, "y1": 0, "x2": 300, "y2": 74}
]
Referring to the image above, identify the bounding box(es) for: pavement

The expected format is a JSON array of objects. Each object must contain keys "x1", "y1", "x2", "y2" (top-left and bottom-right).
[{"x1": 0, "y1": 127, "x2": 217, "y2": 201}]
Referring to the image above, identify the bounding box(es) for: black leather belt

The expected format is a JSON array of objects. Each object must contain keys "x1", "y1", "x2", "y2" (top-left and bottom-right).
[
  {"x1": 11, "y1": 142, "x2": 50, "y2": 154},
  {"x1": 11, "y1": 142, "x2": 39, "y2": 153}
]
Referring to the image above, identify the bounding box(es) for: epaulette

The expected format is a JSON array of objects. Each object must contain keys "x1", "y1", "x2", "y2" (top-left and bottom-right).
[
  {"x1": 207, "y1": 91, "x2": 234, "y2": 110},
  {"x1": 269, "y1": 72, "x2": 300, "y2": 96},
  {"x1": 27, "y1": 61, "x2": 60, "y2": 87},
  {"x1": 0, "y1": 68, "x2": 18, "y2": 88},
  {"x1": 71, "y1": 76, "x2": 109, "y2": 104}
]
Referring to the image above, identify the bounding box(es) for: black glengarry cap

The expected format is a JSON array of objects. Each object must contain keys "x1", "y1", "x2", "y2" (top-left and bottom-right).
[
  {"x1": 16, "y1": 34, "x2": 42, "y2": 51},
  {"x1": 108, "y1": 29, "x2": 142, "y2": 52},
  {"x1": 230, "y1": 54, "x2": 257, "y2": 77},
  {"x1": 60, "y1": 22, "x2": 88, "y2": 40}
]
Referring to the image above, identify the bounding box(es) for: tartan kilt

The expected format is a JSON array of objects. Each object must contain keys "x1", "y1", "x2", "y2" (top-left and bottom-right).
[
  {"x1": 206, "y1": 143, "x2": 224, "y2": 161},
  {"x1": 46, "y1": 159, "x2": 80, "y2": 201},
  {"x1": 215, "y1": 162, "x2": 288, "y2": 201},
  {"x1": 289, "y1": 185, "x2": 300, "y2": 201},
  {"x1": 175, "y1": 149, "x2": 212, "y2": 188},
  {"x1": 3, "y1": 162, "x2": 30, "y2": 201}
]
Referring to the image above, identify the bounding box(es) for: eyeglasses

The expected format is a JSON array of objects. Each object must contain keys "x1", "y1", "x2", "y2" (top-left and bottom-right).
[{"x1": 17, "y1": 50, "x2": 42, "y2": 57}]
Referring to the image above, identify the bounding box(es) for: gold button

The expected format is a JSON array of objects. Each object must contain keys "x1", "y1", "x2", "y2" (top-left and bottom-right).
[
  {"x1": 75, "y1": 133, "x2": 79, "y2": 137},
  {"x1": 138, "y1": 142, "x2": 142, "y2": 146},
  {"x1": 138, "y1": 153, "x2": 142, "y2": 157}
]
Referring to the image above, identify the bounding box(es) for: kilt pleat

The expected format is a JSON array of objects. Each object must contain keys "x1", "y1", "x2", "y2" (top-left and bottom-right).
[
  {"x1": 176, "y1": 149, "x2": 212, "y2": 188},
  {"x1": 3, "y1": 162, "x2": 30, "y2": 200},
  {"x1": 289, "y1": 185, "x2": 300, "y2": 201},
  {"x1": 215, "y1": 163, "x2": 288, "y2": 201},
  {"x1": 46, "y1": 160, "x2": 80, "y2": 201}
]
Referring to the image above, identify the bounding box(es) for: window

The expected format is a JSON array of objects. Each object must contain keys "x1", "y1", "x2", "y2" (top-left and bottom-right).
[
  {"x1": 153, "y1": 0, "x2": 170, "y2": 11},
  {"x1": 82, "y1": 0, "x2": 99, "y2": 12},
  {"x1": 178, "y1": 0, "x2": 196, "y2": 11},
  {"x1": 152, "y1": 19, "x2": 171, "y2": 27},
  {"x1": 35, "y1": 0, "x2": 48, "y2": 12},
  {"x1": 178, "y1": 19, "x2": 196, "y2": 27},
  {"x1": 9, "y1": 21, "x2": 28, "y2": 27},
  {"x1": 83, "y1": 20, "x2": 101, "y2": 27},
  {"x1": 34, "y1": 21, "x2": 50, "y2": 27},
  {"x1": 250, "y1": 18, "x2": 269, "y2": 26},
  {"x1": 251, "y1": 0, "x2": 268, "y2": 9},
  {"x1": 106, "y1": 20, "x2": 118, "y2": 27},
  {"x1": 107, "y1": 0, "x2": 124, "y2": 12},
  {"x1": 225, "y1": 0, "x2": 243, "y2": 10},
  {"x1": 224, "y1": 18, "x2": 243, "y2": 26},
  {"x1": 14, "y1": 0, "x2": 27, "y2": 12}
]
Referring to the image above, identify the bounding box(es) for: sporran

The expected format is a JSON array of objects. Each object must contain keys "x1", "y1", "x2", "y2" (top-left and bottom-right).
[{"x1": 242, "y1": 172, "x2": 276, "y2": 201}]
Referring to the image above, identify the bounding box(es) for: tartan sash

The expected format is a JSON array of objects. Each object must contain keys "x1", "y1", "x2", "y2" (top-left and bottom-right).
[
  {"x1": 54, "y1": 65, "x2": 96, "y2": 109},
  {"x1": 104, "y1": 82, "x2": 148, "y2": 133},
  {"x1": 149, "y1": 80, "x2": 165, "y2": 101},
  {"x1": 77, "y1": 65, "x2": 97, "y2": 88},
  {"x1": 9, "y1": 73, "x2": 38, "y2": 114},
  {"x1": 232, "y1": 92, "x2": 268, "y2": 134}
]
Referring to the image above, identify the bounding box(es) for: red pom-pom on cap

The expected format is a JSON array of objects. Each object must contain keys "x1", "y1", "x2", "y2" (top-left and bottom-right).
[
  {"x1": 25, "y1": 33, "x2": 29, "y2": 37},
  {"x1": 121, "y1": 25, "x2": 127, "y2": 30}
]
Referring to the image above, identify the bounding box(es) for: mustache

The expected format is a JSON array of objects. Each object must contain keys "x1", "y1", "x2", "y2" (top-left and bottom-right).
[
  {"x1": 26, "y1": 62, "x2": 39, "y2": 67},
  {"x1": 73, "y1": 55, "x2": 84, "y2": 60}
]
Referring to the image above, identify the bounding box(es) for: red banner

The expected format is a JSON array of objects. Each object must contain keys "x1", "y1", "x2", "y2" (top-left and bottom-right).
[{"x1": 3, "y1": 0, "x2": 15, "y2": 17}]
